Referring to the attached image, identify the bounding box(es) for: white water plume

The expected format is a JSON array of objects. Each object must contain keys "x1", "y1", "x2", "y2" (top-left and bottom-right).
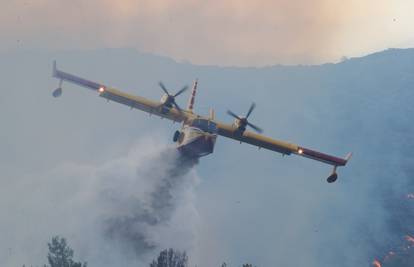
[{"x1": 0, "y1": 138, "x2": 200, "y2": 267}]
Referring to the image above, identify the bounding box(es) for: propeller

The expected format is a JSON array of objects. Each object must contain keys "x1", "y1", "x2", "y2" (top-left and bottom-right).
[
  {"x1": 227, "y1": 102, "x2": 263, "y2": 133},
  {"x1": 158, "y1": 82, "x2": 188, "y2": 112}
]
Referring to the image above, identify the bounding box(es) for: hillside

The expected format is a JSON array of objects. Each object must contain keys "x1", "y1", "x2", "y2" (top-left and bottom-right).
[{"x1": 0, "y1": 48, "x2": 413, "y2": 267}]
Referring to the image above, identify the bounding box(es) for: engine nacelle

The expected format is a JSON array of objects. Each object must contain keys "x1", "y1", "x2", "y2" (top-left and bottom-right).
[
  {"x1": 160, "y1": 94, "x2": 175, "y2": 108},
  {"x1": 160, "y1": 93, "x2": 169, "y2": 104},
  {"x1": 233, "y1": 118, "x2": 247, "y2": 132}
]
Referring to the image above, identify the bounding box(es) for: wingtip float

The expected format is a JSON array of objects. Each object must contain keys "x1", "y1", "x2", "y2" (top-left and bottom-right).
[{"x1": 51, "y1": 61, "x2": 352, "y2": 183}]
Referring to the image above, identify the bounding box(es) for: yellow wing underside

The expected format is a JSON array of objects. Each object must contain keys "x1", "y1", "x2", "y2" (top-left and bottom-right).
[
  {"x1": 215, "y1": 122, "x2": 298, "y2": 155},
  {"x1": 100, "y1": 87, "x2": 188, "y2": 122},
  {"x1": 53, "y1": 64, "x2": 349, "y2": 167},
  {"x1": 102, "y1": 87, "x2": 299, "y2": 156}
]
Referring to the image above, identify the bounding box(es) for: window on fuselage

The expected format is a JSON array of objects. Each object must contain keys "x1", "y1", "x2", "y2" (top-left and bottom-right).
[{"x1": 190, "y1": 119, "x2": 217, "y2": 134}]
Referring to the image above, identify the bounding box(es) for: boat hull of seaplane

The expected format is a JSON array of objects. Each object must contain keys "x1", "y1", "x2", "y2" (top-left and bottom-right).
[{"x1": 176, "y1": 126, "x2": 217, "y2": 158}]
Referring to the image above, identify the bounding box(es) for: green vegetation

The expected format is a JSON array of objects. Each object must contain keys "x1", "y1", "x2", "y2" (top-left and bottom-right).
[
  {"x1": 46, "y1": 236, "x2": 87, "y2": 267},
  {"x1": 150, "y1": 248, "x2": 188, "y2": 267},
  {"x1": 23, "y1": 236, "x2": 87, "y2": 267},
  {"x1": 24, "y1": 235, "x2": 414, "y2": 267},
  {"x1": 25, "y1": 236, "x2": 259, "y2": 267}
]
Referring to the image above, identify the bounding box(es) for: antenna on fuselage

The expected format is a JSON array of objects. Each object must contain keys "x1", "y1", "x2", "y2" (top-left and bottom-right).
[{"x1": 187, "y1": 79, "x2": 198, "y2": 113}]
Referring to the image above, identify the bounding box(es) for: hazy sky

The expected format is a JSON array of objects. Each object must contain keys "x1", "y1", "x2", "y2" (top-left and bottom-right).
[
  {"x1": 1, "y1": 0, "x2": 413, "y2": 66},
  {"x1": 1, "y1": 1, "x2": 414, "y2": 266},
  {"x1": 1, "y1": 29, "x2": 414, "y2": 267}
]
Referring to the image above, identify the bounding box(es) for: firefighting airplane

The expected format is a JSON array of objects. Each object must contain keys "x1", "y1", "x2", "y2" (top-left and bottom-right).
[{"x1": 52, "y1": 62, "x2": 351, "y2": 183}]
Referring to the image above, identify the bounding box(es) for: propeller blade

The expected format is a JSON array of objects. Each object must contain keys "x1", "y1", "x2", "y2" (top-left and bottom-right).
[
  {"x1": 158, "y1": 81, "x2": 170, "y2": 95},
  {"x1": 247, "y1": 122, "x2": 263, "y2": 133},
  {"x1": 172, "y1": 101, "x2": 183, "y2": 113},
  {"x1": 227, "y1": 110, "x2": 241, "y2": 120},
  {"x1": 246, "y1": 102, "x2": 256, "y2": 118},
  {"x1": 174, "y1": 85, "x2": 189, "y2": 97}
]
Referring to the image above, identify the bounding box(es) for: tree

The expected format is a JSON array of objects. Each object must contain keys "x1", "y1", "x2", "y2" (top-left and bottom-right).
[
  {"x1": 150, "y1": 248, "x2": 188, "y2": 267},
  {"x1": 46, "y1": 236, "x2": 87, "y2": 267}
]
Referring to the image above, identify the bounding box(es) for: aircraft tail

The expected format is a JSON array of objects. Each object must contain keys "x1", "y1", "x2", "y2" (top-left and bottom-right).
[{"x1": 187, "y1": 79, "x2": 198, "y2": 112}]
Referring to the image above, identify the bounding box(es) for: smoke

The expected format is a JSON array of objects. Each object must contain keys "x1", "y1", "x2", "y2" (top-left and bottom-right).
[
  {"x1": 311, "y1": 53, "x2": 414, "y2": 266},
  {"x1": 2, "y1": 48, "x2": 414, "y2": 267},
  {"x1": 1, "y1": 0, "x2": 413, "y2": 65},
  {"x1": 0, "y1": 137, "x2": 200, "y2": 267}
]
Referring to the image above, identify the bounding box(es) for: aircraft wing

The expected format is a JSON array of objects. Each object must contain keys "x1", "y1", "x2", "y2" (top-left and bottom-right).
[
  {"x1": 215, "y1": 122, "x2": 351, "y2": 167},
  {"x1": 52, "y1": 62, "x2": 188, "y2": 122}
]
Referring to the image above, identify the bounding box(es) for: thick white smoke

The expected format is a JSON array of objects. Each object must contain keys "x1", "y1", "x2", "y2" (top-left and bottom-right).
[{"x1": 0, "y1": 137, "x2": 200, "y2": 267}]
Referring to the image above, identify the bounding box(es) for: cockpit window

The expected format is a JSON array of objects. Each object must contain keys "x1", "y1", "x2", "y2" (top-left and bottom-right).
[{"x1": 190, "y1": 119, "x2": 218, "y2": 134}]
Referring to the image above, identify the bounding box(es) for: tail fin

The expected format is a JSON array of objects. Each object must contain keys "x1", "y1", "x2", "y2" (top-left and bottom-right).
[
  {"x1": 187, "y1": 79, "x2": 198, "y2": 112},
  {"x1": 209, "y1": 108, "x2": 215, "y2": 120}
]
